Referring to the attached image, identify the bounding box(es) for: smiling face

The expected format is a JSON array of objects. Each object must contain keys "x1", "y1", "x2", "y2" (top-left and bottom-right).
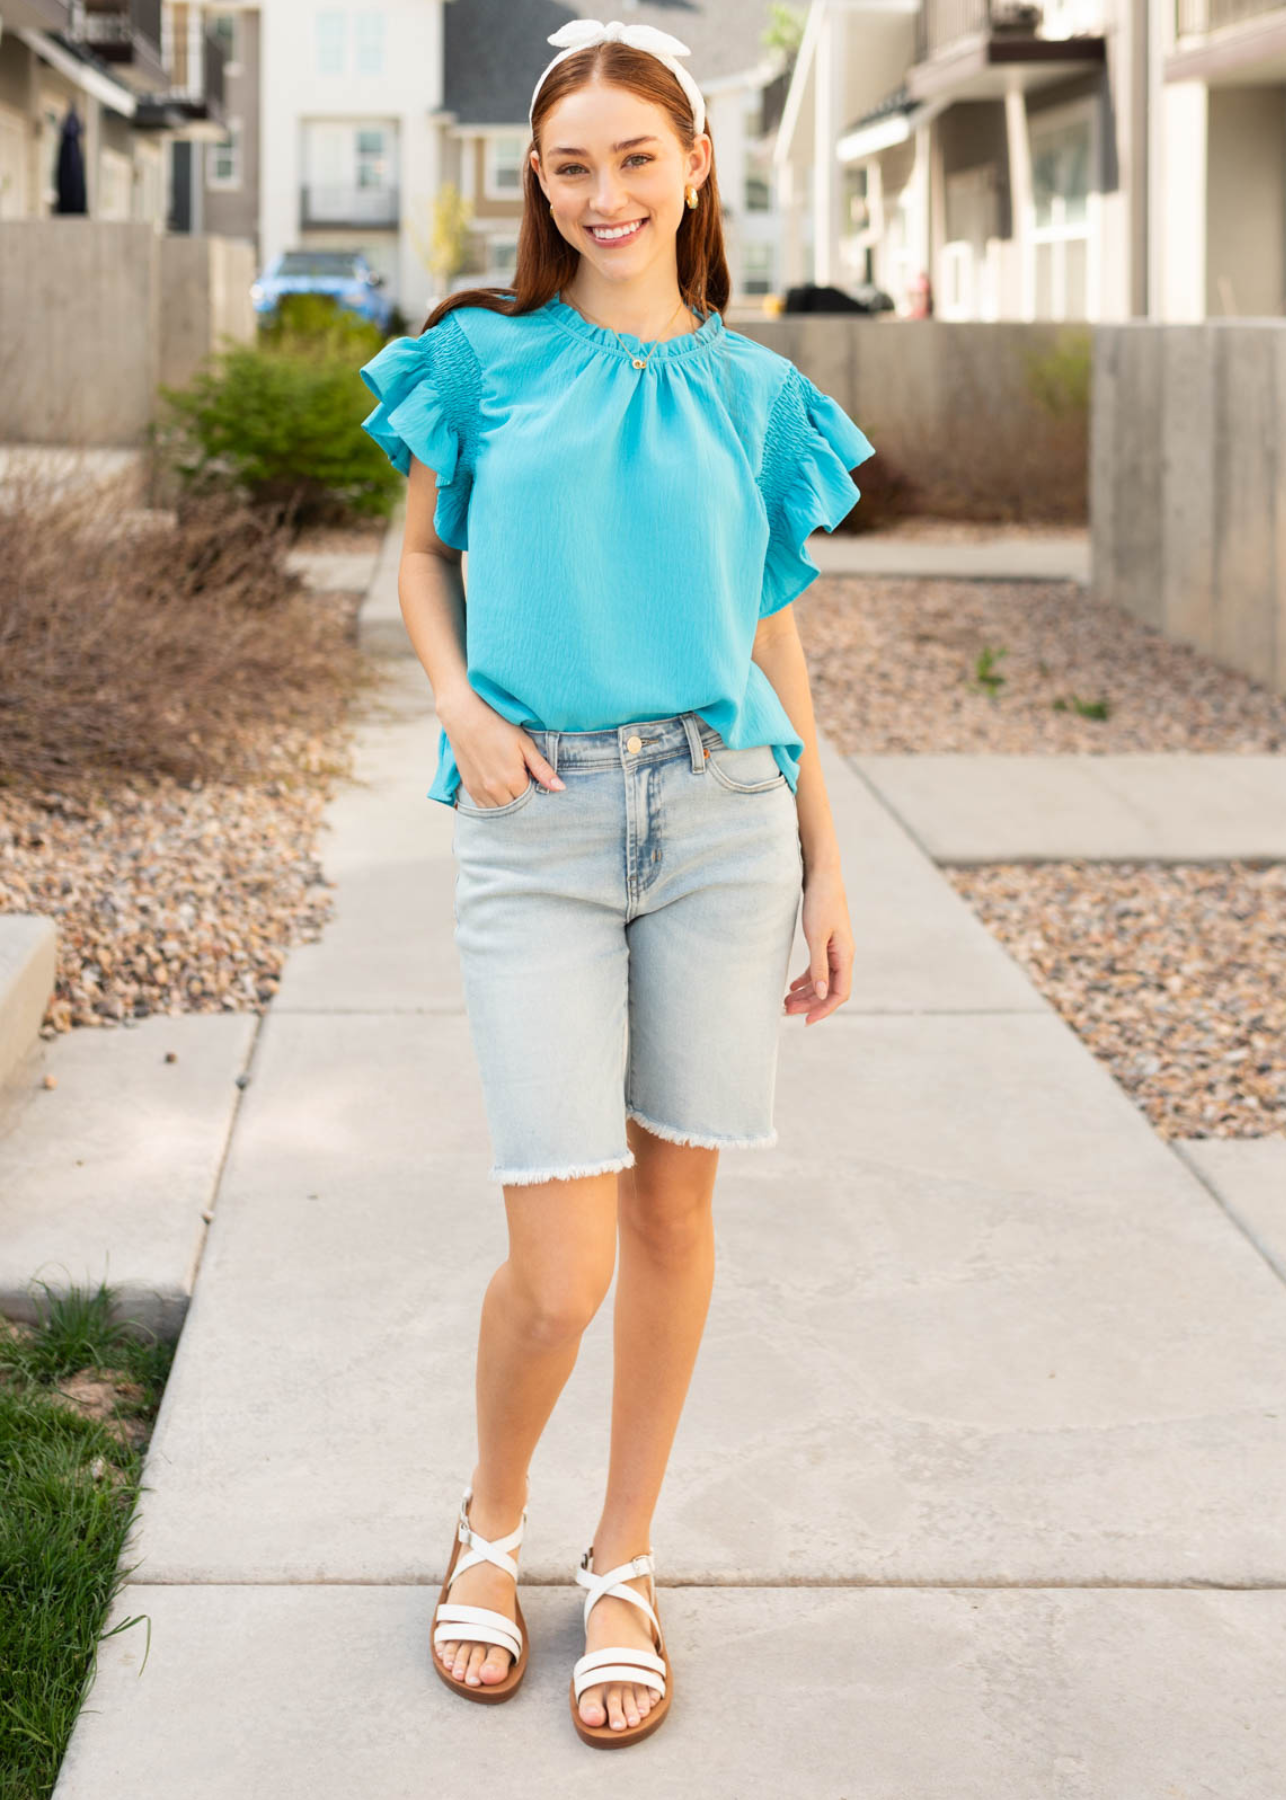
[{"x1": 532, "y1": 81, "x2": 709, "y2": 284}]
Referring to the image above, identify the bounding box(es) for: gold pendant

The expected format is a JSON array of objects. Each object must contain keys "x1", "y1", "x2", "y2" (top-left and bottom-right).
[{"x1": 632, "y1": 356, "x2": 646, "y2": 369}]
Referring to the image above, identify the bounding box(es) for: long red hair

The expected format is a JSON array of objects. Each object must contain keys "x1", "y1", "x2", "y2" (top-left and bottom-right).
[{"x1": 419, "y1": 39, "x2": 730, "y2": 335}]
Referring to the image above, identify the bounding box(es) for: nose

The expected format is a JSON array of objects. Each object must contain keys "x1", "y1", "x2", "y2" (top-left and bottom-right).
[{"x1": 589, "y1": 171, "x2": 632, "y2": 215}]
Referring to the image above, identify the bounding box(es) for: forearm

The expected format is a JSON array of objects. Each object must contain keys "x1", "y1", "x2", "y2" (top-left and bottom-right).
[
  {"x1": 751, "y1": 619, "x2": 842, "y2": 878},
  {"x1": 397, "y1": 546, "x2": 474, "y2": 722}
]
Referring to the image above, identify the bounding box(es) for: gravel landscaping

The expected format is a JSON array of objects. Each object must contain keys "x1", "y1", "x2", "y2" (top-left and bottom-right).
[
  {"x1": 797, "y1": 575, "x2": 1286, "y2": 753},
  {"x1": 798, "y1": 576, "x2": 1286, "y2": 1140}
]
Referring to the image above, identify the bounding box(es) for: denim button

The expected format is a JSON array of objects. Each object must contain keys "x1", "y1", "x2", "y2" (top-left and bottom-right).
[{"x1": 626, "y1": 735, "x2": 642, "y2": 753}]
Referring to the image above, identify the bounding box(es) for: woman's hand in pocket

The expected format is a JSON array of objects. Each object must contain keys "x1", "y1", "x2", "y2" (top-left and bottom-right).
[{"x1": 441, "y1": 690, "x2": 565, "y2": 808}]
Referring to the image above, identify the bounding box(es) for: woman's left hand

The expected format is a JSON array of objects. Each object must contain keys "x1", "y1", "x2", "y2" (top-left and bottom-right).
[{"x1": 784, "y1": 865, "x2": 853, "y2": 1024}]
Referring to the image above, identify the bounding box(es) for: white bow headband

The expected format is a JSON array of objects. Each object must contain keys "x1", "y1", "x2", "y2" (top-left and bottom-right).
[{"x1": 529, "y1": 18, "x2": 706, "y2": 138}]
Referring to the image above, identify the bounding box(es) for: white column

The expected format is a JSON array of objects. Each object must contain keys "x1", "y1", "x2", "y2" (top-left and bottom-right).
[
  {"x1": 812, "y1": 4, "x2": 840, "y2": 285},
  {"x1": 1004, "y1": 84, "x2": 1033, "y2": 320}
]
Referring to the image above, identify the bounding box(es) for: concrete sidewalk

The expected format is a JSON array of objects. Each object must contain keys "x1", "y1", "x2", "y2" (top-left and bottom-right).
[
  {"x1": 812, "y1": 528, "x2": 1089, "y2": 584},
  {"x1": 855, "y1": 752, "x2": 1286, "y2": 862},
  {"x1": 44, "y1": 527, "x2": 1286, "y2": 1796}
]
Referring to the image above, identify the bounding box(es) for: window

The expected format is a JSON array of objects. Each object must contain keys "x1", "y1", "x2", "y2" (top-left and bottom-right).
[
  {"x1": 1027, "y1": 101, "x2": 1097, "y2": 319},
  {"x1": 208, "y1": 10, "x2": 239, "y2": 73},
  {"x1": 485, "y1": 133, "x2": 526, "y2": 198},
  {"x1": 354, "y1": 13, "x2": 384, "y2": 76},
  {"x1": 315, "y1": 10, "x2": 345, "y2": 75},
  {"x1": 355, "y1": 126, "x2": 389, "y2": 189},
  {"x1": 488, "y1": 236, "x2": 519, "y2": 276},
  {"x1": 1031, "y1": 113, "x2": 1091, "y2": 230},
  {"x1": 207, "y1": 117, "x2": 241, "y2": 188},
  {"x1": 745, "y1": 171, "x2": 770, "y2": 212},
  {"x1": 741, "y1": 240, "x2": 774, "y2": 295}
]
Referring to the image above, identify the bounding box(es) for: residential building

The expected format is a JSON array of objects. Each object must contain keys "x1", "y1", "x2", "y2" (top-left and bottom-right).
[
  {"x1": 167, "y1": 1, "x2": 259, "y2": 245},
  {"x1": 0, "y1": 0, "x2": 227, "y2": 225},
  {"x1": 1155, "y1": 0, "x2": 1286, "y2": 317},
  {"x1": 259, "y1": 0, "x2": 445, "y2": 312},
  {"x1": 777, "y1": 0, "x2": 1285, "y2": 321}
]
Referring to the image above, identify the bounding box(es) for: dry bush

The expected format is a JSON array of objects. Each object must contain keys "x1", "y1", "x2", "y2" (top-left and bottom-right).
[{"x1": 0, "y1": 462, "x2": 379, "y2": 794}]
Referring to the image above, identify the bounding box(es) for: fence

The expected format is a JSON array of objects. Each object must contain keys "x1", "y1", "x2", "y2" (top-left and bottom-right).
[{"x1": 0, "y1": 221, "x2": 255, "y2": 444}]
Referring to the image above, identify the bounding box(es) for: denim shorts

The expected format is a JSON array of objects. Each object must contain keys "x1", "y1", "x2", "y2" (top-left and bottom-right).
[{"x1": 451, "y1": 710, "x2": 803, "y2": 1186}]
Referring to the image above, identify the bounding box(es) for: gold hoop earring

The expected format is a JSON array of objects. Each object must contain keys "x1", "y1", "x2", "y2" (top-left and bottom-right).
[{"x1": 685, "y1": 184, "x2": 699, "y2": 210}]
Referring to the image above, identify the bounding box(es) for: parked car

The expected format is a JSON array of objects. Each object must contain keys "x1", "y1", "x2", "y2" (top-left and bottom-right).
[
  {"x1": 783, "y1": 281, "x2": 895, "y2": 315},
  {"x1": 250, "y1": 250, "x2": 395, "y2": 332}
]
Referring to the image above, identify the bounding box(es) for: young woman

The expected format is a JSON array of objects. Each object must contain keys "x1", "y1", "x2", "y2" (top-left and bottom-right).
[{"x1": 359, "y1": 17, "x2": 874, "y2": 1751}]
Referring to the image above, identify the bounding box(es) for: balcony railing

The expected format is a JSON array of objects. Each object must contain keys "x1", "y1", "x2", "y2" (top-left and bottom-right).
[
  {"x1": 300, "y1": 185, "x2": 400, "y2": 231},
  {"x1": 161, "y1": 15, "x2": 226, "y2": 109},
  {"x1": 916, "y1": 0, "x2": 1043, "y2": 60},
  {"x1": 1175, "y1": 0, "x2": 1283, "y2": 32},
  {"x1": 73, "y1": 0, "x2": 168, "y2": 89}
]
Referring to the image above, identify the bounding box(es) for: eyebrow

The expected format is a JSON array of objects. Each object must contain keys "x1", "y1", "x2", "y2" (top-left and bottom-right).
[{"x1": 549, "y1": 135, "x2": 660, "y2": 156}]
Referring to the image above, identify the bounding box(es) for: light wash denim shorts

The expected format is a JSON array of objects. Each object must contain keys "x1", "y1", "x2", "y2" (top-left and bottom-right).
[{"x1": 451, "y1": 710, "x2": 803, "y2": 1186}]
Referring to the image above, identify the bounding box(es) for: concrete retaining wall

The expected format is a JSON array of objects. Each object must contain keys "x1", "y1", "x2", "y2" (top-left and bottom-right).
[
  {"x1": 737, "y1": 316, "x2": 1090, "y2": 523},
  {"x1": 1092, "y1": 322, "x2": 1286, "y2": 698},
  {"x1": 0, "y1": 222, "x2": 255, "y2": 445}
]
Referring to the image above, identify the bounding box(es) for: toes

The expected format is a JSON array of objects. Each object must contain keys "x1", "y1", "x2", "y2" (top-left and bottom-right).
[
  {"x1": 606, "y1": 1682, "x2": 628, "y2": 1730},
  {"x1": 579, "y1": 1685, "x2": 606, "y2": 1726},
  {"x1": 479, "y1": 1648, "x2": 511, "y2": 1683},
  {"x1": 463, "y1": 1642, "x2": 487, "y2": 1686},
  {"x1": 634, "y1": 1682, "x2": 651, "y2": 1717}
]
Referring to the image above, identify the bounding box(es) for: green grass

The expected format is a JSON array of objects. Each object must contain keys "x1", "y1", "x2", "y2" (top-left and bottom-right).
[{"x1": 0, "y1": 1281, "x2": 174, "y2": 1800}]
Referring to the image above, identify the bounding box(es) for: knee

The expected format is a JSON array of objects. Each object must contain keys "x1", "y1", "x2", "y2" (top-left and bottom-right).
[
  {"x1": 620, "y1": 1189, "x2": 712, "y2": 1263},
  {"x1": 509, "y1": 1264, "x2": 613, "y2": 1347}
]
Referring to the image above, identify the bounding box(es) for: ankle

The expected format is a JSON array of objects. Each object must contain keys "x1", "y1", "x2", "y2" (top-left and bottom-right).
[
  {"x1": 466, "y1": 1466, "x2": 529, "y2": 1537},
  {"x1": 588, "y1": 1530, "x2": 653, "y2": 1573}
]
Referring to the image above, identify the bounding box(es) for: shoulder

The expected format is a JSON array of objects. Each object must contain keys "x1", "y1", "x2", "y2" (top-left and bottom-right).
[{"x1": 715, "y1": 321, "x2": 799, "y2": 408}]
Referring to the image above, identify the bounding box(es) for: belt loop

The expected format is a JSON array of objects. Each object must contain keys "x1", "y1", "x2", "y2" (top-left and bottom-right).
[
  {"x1": 680, "y1": 712, "x2": 705, "y2": 775},
  {"x1": 547, "y1": 730, "x2": 560, "y2": 778}
]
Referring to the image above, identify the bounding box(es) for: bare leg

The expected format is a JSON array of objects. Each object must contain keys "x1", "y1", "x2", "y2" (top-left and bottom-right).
[
  {"x1": 438, "y1": 1169, "x2": 618, "y2": 1687},
  {"x1": 576, "y1": 1118, "x2": 719, "y2": 1730}
]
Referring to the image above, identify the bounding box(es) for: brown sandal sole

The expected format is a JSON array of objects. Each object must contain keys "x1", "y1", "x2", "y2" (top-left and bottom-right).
[{"x1": 432, "y1": 1521, "x2": 528, "y2": 1704}]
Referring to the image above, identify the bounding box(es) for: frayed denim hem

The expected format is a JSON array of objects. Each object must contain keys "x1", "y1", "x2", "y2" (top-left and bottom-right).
[
  {"x1": 625, "y1": 1107, "x2": 779, "y2": 1152},
  {"x1": 489, "y1": 1149, "x2": 637, "y2": 1187}
]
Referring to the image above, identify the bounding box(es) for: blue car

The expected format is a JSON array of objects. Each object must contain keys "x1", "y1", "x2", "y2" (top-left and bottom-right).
[{"x1": 250, "y1": 249, "x2": 395, "y2": 331}]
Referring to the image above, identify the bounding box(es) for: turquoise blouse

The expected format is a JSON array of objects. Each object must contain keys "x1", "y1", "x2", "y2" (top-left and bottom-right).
[{"x1": 359, "y1": 292, "x2": 875, "y2": 809}]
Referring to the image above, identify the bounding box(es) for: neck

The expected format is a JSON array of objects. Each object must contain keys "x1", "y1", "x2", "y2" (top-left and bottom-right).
[{"x1": 560, "y1": 266, "x2": 697, "y2": 342}]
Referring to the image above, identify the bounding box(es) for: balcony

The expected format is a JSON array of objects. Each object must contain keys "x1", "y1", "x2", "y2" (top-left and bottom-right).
[
  {"x1": 133, "y1": 15, "x2": 227, "y2": 134},
  {"x1": 300, "y1": 185, "x2": 400, "y2": 231},
  {"x1": 1176, "y1": 0, "x2": 1283, "y2": 30},
  {"x1": 910, "y1": 0, "x2": 1105, "y2": 101},
  {"x1": 71, "y1": 0, "x2": 168, "y2": 93},
  {"x1": 1168, "y1": 0, "x2": 1286, "y2": 78}
]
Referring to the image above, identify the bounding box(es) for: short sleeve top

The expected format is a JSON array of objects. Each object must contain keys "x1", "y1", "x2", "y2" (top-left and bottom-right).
[{"x1": 359, "y1": 292, "x2": 875, "y2": 809}]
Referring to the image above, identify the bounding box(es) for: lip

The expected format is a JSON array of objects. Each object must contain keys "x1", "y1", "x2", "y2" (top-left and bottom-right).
[{"x1": 585, "y1": 217, "x2": 648, "y2": 245}]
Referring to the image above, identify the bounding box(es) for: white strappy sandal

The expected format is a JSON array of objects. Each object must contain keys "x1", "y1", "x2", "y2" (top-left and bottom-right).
[
  {"x1": 431, "y1": 1483, "x2": 529, "y2": 1703},
  {"x1": 570, "y1": 1544, "x2": 672, "y2": 1747}
]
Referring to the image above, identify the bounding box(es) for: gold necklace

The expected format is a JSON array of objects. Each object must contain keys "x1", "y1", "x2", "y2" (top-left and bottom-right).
[{"x1": 561, "y1": 292, "x2": 695, "y2": 369}]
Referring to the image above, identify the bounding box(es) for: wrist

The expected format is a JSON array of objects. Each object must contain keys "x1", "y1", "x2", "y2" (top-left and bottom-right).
[{"x1": 433, "y1": 681, "x2": 477, "y2": 727}]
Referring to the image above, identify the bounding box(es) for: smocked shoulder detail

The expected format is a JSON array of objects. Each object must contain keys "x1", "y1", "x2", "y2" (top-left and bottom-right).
[
  {"x1": 358, "y1": 310, "x2": 484, "y2": 552},
  {"x1": 755, "y1": 363, "x2": 876, "y2": 619}
]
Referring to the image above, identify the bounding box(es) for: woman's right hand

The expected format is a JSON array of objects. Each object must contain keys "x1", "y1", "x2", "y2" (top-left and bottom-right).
[{"x1": 440, "y1": 689, "x2": 565, "y2": 808}]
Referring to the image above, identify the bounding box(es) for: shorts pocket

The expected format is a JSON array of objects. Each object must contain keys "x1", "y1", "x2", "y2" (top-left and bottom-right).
[
  {"x1": 453, "y1": 775, "x2": 538, "y2": 816},
  {"x1": 705, "y1": 740, "x2": 787, "y2": 794}
]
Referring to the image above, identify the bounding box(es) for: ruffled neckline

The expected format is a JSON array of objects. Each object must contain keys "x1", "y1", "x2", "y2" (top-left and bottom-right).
[{"x1": 544, "y1": 291, "x2": 723, "y2": 364}]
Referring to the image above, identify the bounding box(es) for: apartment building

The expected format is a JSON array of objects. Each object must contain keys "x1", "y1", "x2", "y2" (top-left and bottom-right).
[
  {"x1": 1155, "y1": 0, "x2": 1286, "y2": 317},
  {"x1": 258, "y1": 0, "x2": 444, "y2": 310},
  {"x1": 778, "y1": 0, "x2": 1283, "y2": 320},
  {"x1": 0, "y1": 0, "x2": 227, "y2": 224}
]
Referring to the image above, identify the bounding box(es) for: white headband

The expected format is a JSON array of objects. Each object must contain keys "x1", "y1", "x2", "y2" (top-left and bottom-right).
[{"x1": 529, "y1": 18, "x2": 706, "y2": 139}]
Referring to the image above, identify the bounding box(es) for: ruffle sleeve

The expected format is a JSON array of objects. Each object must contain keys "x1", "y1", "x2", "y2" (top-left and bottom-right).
[
  {"x1": 359, "y1": 310, "x2": 482, "y2": 551},
  {"x1": 757, "y1": 364, "x2": 876, "y2": 618}
]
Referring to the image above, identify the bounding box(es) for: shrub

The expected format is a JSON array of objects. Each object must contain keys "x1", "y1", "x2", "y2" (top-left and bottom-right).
[
  {"x1": 157, "y1": 297, "x2": 401, "y2": 523},
  {"x1": 0, "y1": 466, "x2": 371, "y2": 790}
]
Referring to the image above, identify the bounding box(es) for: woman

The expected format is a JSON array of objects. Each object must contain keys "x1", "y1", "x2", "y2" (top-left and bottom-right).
[{"x1": 359, "y1": 17, "x2": 874, "y2": 1750}]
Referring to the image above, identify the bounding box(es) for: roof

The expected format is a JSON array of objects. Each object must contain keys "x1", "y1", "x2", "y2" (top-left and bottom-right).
[{"x1": 444, "y1": 0, "x2": 791, "y2": 128}]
